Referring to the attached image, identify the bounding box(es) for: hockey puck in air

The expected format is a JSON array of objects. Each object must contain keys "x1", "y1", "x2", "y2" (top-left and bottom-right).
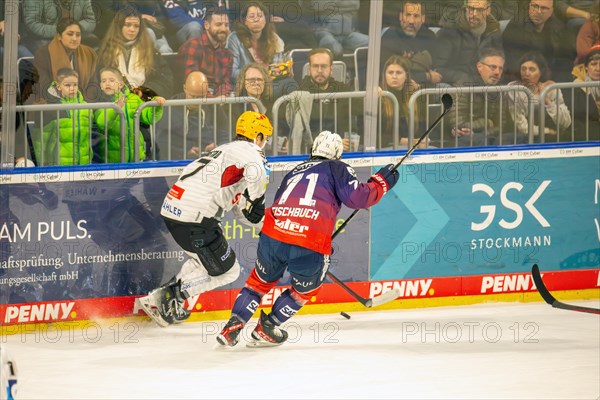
[{"x1": 340, "y1": 311, "x2": 351, "y2": 319}]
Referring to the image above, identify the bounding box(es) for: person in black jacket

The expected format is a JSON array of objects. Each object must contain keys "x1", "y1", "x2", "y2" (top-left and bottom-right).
[
  {"x1": 435, "y1": 0, "x2": 504, "y2": 85},
  {"x1": 502, "y1": 0, "x2": 576, "y2": 82},
  {"x1": 380, "y1": 1, "x2": 442, "y2": 87}
]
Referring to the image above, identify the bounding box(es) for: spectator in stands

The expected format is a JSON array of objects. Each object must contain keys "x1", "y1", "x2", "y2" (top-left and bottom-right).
[
  {"x1": 380, "y1": 1, "x2": 442, "y2": 87},
  {"x1": 33, "y1": 18, "x2": 98, "y2": 103},
  {"x1": 93, "y1": 1, "x2": 174, "y2": 54},
  {"x1": 507, "y1": 52, "x2": 572, "y2": 142},
  {"x1": 160, "y1": 0, "x2": 205, "y2": 47},
  {"x1": 299, "y1": 0, "x2": 368, "y2": 58},
  {"x1": 436, "y1": 0, "x2": 503, "y2": 84},
  {"x1": 21, "y1": 0, "x2": 98, "y2": 53},
  {"x1": 447, "y1": 48, "x2": 511, "y2": 146},
  {"x1": 575, "y1": 3, "x2": 599, "y2": 65},
  {"x1": 179, "y1": 6, "x2": 232, "y2": 97},
  {"x1": 94, "y1": 66, "x2": 166, "y2": 162},
  {"x1": 227, "y1": 1, "x2": 296, "y2": 97},
  {"x1": 555, "y1": 0, "x2": 595, "y2": 30},
  {"x1": 0, "y1": 0, "x2": 33, "y2": 78},
  {"x1": 98, "y1": 8, "x2": 174, "y2": 99},
  {"x1": 156, "y1": 71, "x2": 229, "y2": 160},
  {"x1": 298, "y1": 47, "x2": 355, "y2": 139},
  {"x1": 233, "y1": 63, "x2": 273, "y2": 118},
  {"x1": 32, "y1": 68, "x2": 92, "y2": 165},
  {"x1": 378, "y1": 55, "x2": 424, "y2": 149},
  {"x1": 228, "y1": 0, "x2": 317, "y2": 51},
  {"x1": 226, "y1": 2, "x2": 279, "y2": 81},
  {"x1": 490, "y1": 0, "x2": 523, "y2": 22},
  {"x1": 502, "y1": 0, "x2": 576, "y2": 82},
  {"x1": 569, "y1": 44, "x2": 600, "y2": 141},
  {"x1": 3, "y1": 0, "x2": 35, "y2": 102}
]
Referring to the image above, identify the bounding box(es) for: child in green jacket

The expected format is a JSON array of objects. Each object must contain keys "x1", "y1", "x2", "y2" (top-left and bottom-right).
[
  {"x1": 94, "y1": 67, "x2": 166, "y2": 163},
  {"x1": 33, "y1": 68, "x2": 92, "y2": 166}
]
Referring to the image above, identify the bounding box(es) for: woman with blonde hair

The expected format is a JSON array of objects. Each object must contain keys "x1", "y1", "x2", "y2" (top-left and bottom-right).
[
  {"x1": 234, "y1": 63, "x2": 274, "y2": 117},
  {"x1": 97, "y1": 8, "x2": 173, "y2": 99}
]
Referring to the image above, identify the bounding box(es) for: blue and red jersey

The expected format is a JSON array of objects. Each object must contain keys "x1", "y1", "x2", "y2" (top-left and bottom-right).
[{"x1": 261, "y1": 159, "x2": 385, "y2": 255}]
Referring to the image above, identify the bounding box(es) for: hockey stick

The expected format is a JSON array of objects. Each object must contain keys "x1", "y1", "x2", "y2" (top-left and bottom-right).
[
  {"x1": 326, "y1": 94, "x2": 454, "y2": 308},
  {"x1": 531, "y1": 264, "x2": 600, "y2": 315},
  {"x1": 331, "y1": 93, "x2": 454, "y2": 241}
]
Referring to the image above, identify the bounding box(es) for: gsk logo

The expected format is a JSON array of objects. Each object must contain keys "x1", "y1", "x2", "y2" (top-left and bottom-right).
[{"x1": 471, "y1": 181, "x2": 551, "y2": 231}]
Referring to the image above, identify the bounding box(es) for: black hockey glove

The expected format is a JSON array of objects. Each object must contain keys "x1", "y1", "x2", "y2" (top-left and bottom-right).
[
  {"x1": 368, "y1": 164, "x2": 399, "y2": 194},
  {"x1": 242, "y1": 191, "x2": 266, "y2": 224}
]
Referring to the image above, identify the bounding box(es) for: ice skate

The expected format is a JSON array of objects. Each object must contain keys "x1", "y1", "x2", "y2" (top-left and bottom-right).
[
  {"x1": 172, "y1": 299, "x2": 191, "y2": 324},
  {"x1": 247, "y1": 310, "x2": 288, "y2": 348},
  {"x1": 137, "y1": 287, "x2": 175, "y2": 328},
  {"x1": 216, "y1": 316, "x2": 245, "y2": 347},
  {"x1": 138, "y1": 278, "x2": 191, "y2": 327}
]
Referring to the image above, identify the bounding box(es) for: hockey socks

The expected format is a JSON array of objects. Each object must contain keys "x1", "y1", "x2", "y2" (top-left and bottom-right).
[
  {"x1": 268, "y1": 288, "x2": 307, "y2": 325},
  {"x1": 231, "y1": 287, "x2": 262, "y2": 323}
]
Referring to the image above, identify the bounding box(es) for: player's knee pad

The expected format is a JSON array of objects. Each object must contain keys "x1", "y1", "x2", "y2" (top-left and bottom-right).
[
  {"x1": 193, "y1": 234, "x2": 236, "y2": 277},
  {"x1": 246, "y1": 268, "x2": 278, "y2": 296}
]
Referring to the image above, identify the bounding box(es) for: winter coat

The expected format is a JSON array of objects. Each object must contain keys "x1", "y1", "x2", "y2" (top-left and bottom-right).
[
  {"x1": 380, "y1": 25, "x2": 438, "y2": 84},
  {"x1": 33, "y1": 85, "x2": 92, "y2": 166},
  {"x1": 502, "y1": 14, "x2": 576, "y2": 82},
  {"x1": 22, "y1": 0, "x2": 96, "y2": 40},
  {"x1": 436, "y1": 11, "x2": 503, "y2": 84},
  {"x1": 94, "y1": 88, "x2": 163, "y2": 163}
]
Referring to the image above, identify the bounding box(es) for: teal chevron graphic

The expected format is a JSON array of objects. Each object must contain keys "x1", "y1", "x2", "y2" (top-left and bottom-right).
[{"x1": 371, "y1": 170, "x2": 450, "y2": 280}]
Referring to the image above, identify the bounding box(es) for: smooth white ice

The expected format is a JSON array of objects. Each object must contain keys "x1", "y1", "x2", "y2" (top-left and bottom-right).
[{"x1": 3, "y1": 300, "x2": 599, "y2": 400}]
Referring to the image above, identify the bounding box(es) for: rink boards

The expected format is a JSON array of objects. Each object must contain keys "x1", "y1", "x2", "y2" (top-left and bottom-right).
[{"x1": 1, "y1": 143, "x2": 599, "y2": 327}]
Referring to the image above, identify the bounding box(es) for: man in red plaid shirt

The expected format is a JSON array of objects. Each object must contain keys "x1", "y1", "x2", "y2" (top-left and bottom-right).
[{"x1": 178, "y1": 6, "x2": 233, "y2": 97}]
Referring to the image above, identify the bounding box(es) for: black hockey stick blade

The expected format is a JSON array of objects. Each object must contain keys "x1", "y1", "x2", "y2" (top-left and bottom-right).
[
  {"x1": 326, "y1": 271, "x2": 400, "y2": 308},
  {"x1": 531, "y1": 264, "x2": 600, "y2": 315}
]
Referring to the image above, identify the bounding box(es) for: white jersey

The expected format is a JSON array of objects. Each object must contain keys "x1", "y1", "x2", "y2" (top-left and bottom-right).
[{"x1": 161, "y1": 140, "x2": 270, "y2": 224}]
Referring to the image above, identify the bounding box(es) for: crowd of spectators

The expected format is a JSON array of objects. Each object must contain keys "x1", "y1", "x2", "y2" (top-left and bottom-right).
[{"x1": 0, "y1": 0, "x2": 598, "y2": 165}]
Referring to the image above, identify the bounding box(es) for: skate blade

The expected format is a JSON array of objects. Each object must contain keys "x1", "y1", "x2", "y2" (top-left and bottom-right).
[
  {"x1": 245, "y1": 338, "x2": 284, "y2": 348},
  {"x1": 136, "y1": 297, "x2": 170, "y2": 328}
]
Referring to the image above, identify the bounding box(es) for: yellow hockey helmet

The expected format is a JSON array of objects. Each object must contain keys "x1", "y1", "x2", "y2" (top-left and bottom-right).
[{"x1": 235, "y1": 111, "x2": 273, "y2": 140}]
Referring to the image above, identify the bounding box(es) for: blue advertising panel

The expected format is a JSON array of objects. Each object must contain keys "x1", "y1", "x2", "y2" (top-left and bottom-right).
[
  {"x1": 0, "y1": 161, "x2": 371, "y2": 305},
  {"x1": 370, "y1": 146, "x2": 600, "y2": 280}
]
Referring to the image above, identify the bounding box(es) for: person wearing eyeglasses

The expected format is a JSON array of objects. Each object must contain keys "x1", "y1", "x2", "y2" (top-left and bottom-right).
[
  {"x1": 447, "y1": 48, "x2": 512, "y2": 147},
  {"x1": 233, "y1": 63, "x2": 274, "y2": 118},
  {"x1": 435, "y1": 0, "x2": 503, "y2": 85},
  {"x1": 502, "y1": 0, "x2": 576, "y2": 82}
]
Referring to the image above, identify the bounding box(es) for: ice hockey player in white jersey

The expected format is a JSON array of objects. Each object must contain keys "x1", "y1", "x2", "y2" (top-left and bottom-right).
[{"x1": 138, "y1": 111, "x2": 272, "y2": 327}]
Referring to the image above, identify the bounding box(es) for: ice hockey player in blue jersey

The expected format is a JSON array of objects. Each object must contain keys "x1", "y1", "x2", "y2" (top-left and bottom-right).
[{"x1": 217, "y1": 130, "x2": 400, "y2": 347}]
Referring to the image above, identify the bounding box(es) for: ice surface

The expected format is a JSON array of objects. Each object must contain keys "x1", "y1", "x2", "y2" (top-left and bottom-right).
[{"x1": 3, "y1": 301, "x2": 599, "y2": 399}]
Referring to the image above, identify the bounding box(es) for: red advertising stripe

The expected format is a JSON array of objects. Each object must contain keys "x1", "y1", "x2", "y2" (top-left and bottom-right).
[{"x1": 1, "y1": 269, "x2": 598, "y2": 327}]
